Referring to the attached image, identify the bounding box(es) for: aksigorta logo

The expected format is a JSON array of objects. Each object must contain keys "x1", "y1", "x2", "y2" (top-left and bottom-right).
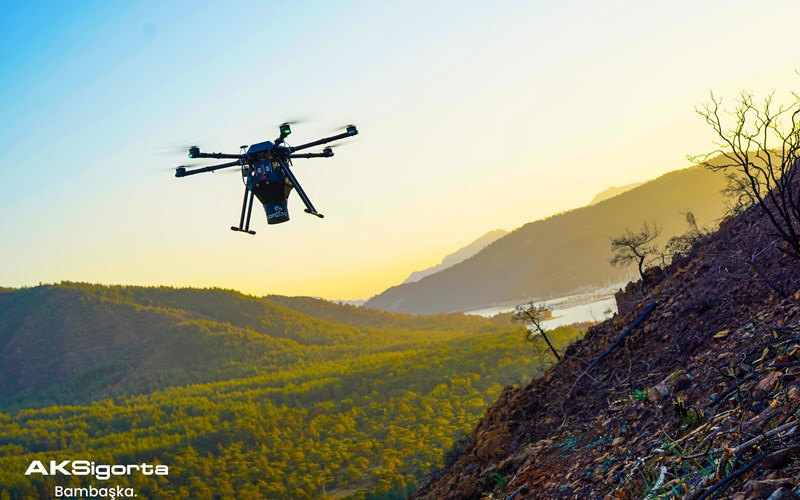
[
  {"x1": 25, "y1": 460, "x2": 168, "y2": 480},
  {"x1": 268, "y1": 204, "x2": 288, "y2": 220}
]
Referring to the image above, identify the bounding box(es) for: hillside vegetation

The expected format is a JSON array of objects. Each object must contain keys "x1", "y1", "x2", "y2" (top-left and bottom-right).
[
  {"x1": 365, "y1": 165, "x2": 729, "y2": 314},
  {"x1": 0, "y1": 284, "x2": 585, "y2": 498}
]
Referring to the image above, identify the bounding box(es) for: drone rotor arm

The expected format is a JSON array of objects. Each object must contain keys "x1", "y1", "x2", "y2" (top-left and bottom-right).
[
  {"x1": 288, "y1": 150, "x2": 334, "y2": 159},
  {"x1": 175, "y1": 160, "x2": 242, "y2": 177},
  {"x1": 288, "y1": 126, "x2": 358, "y2": 153},
  {"x1": 190, "y1": 152, "x2": 245, "y2": 160}
]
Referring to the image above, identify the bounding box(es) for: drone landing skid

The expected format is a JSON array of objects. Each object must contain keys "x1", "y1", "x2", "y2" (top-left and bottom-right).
[
  {"x1": 230, "y1": 186, "x2": 257, "y2": 235},
  {"x1": 304, "y1": 209, "x2": 324, "y2": 218}
]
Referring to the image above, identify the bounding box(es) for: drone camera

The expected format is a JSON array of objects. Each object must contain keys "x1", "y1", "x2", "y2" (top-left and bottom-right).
[
  {"x1": 280, "y1": 123, "x2": 292, "y2": 137},
  {"x1": 188, "y1": 147, "x2": 200, "y2": 159}
]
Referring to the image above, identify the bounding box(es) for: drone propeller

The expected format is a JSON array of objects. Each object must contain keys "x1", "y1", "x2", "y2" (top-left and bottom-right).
[
  {"x1": 276, "y1": 118, "x2": 307, "y2": 134},
  {"x1": 160, "y1": 143, "x2": 203, "y2": 156},
  {"x1": 151, "y1": 162, "x2": 200, "y2": 172},
  {"x1": 328, "y1": 123, "x2": 357, "y2": 133},
  {"x1": 175, "y1": 162, "x2": 202, "y2": 169},
  {"x1": 278, "y1": 117, "x2": 308, "y2": 126},
  {"x1": 310, "y1": 143, "x2": 347, "y2": 156}
]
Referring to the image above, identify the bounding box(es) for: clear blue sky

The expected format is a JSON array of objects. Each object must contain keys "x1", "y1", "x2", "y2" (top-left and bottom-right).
[{"x1": 1, "y1": 0, "x2": 799, "y2": 299}]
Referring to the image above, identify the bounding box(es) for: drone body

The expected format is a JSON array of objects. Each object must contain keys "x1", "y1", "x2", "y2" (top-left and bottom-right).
[
  {"x1": 248, "y1": 151, "x2": 291, "y2": 225},
  {"x1": 175, "y1": 124, "x2": 358, "y2": 234}
]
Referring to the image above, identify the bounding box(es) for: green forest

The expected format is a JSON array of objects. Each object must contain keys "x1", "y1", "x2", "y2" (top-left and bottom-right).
[{"x1": 0, "y1": 284, "x2": 584, "y2": 498}]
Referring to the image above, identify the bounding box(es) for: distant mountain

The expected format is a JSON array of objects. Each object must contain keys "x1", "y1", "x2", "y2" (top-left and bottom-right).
[
  {"x1": 364, "y1": 165, "x2": 729, "y2": 314},
  {"x1": 588, "y1": 181, "x2": 646, "y2": 205},
  {"x1": 403, "y1": 230, "x2": 509, "y2": 284}
]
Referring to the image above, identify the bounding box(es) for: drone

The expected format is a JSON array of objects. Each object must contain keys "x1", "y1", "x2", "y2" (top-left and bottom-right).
[{"x1": 174, "y1": 123, "x2": 358, "y2": 234}]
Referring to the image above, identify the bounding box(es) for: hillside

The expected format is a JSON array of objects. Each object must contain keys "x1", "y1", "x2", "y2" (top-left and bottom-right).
[
  {"x1": 0, "y1": 283, "x2": 585, "y2": 498},
  {"x1": 416, "y1": 178, "x2": 800, "y2": 498},
  {"x1": 0, "y1": 284, "x2": 379, "y2": 408},
  {"x1": 403, "y1": 230, "x2": 509, "y2": 284},
  {"x1": 365, "y1": 165, "x2": 729, "y2": 314},
  {"x1": 0, "y1": 284, "x2": 509, "y2": 409}
]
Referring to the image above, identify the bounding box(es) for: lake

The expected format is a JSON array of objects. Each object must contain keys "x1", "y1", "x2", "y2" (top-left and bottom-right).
[{"x1": 466, "y1": 294, "x2": 619, "y2": 328}]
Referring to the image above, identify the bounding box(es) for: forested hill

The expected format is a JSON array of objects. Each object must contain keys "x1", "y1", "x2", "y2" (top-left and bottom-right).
[
  {"x1": 0, "y1": 283, "x2": 583, "y2": 498},
  {"x1": 365, "y1": 165, "x2": 729, "y2": 314},
  {"x1": 0, "y1": 283, "x2": 498, "y2": 409}
]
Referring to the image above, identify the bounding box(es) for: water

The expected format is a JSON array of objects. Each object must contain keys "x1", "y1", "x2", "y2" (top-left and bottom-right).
[{"x1": 467, "y1": 295, "x2": 618, "y2": 327}]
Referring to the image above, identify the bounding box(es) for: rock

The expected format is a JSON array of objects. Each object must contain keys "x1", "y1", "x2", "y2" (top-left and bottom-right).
[
  {"x1": 672, "y1": 374, "x2": 691, "y2": 392},
  {"x1": 473, "y1": 426, "x2": 511, "y2": 461},
  {"x1": 756, "y1": 371, "x2": 782, "y2": 391},
  {"x1": 642, "y1": 266, "x2": 665, "y2": 287},
  {"x1": 651, "y1": 369, "x2": 686, "y2": 398},
  {"x1": 761, "y1": 447, "x2": 800, "y2": 470},
  {"x1": 742, "y1": 479, "x2": 796, "y2": 499},
  {"x1": 612, "y1": 437, "x2": 624, "y2": 447},
  {"x1": 767, "y1": 487, "x2": 800, "y2": 500},
  {"x1": 786, "y1": 382, "x2": 800, "y2": 402}
]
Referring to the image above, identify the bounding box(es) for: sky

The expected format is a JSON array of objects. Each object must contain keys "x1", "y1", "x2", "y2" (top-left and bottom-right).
[{"x1": 1, "y1": 0, "x2": 799, "y2": 300}]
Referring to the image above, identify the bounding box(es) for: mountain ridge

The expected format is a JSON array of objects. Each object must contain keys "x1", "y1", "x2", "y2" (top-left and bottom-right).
[
  {"x1": 588, "y1": 181, "x2": 646, "y2": 205},
  {"x1": 403, "y1": 230, "x2": 509, "y2": 284},
  {"x1": 365, "y1": 165, "x2": 729, "y2": 314}
]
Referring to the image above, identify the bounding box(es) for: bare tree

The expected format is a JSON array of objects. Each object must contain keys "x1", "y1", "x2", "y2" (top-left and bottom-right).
[
  {"x1": 513, "y1": 302, "x2": 560, "y2": 361},
  {"x1": 664, "y1": 211, "x2": 706, "y2": 261},
  {"x1": 610, "y1": 221, "x2": 662, "y2": 282},
  {"x1": 721, "y1": 171, "x2": 754, "y2": 217},
  {"x1": 692, "y1": 90, "x2": 800, "y2": 259}
]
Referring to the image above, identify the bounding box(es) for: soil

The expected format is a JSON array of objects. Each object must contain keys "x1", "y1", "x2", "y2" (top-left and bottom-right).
[{"x1": 415, "y1": 199, "x2": 800, "y2": 499}]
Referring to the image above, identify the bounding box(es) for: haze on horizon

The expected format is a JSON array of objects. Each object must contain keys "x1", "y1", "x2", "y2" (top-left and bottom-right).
[{"x1": 1, "y1": 0, "x2": 799, "y2": 300}]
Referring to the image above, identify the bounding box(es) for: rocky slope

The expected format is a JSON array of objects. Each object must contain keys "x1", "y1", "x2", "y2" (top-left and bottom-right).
[{"x1": 415, "y1": 192, "x2": 800, "y2": 498}]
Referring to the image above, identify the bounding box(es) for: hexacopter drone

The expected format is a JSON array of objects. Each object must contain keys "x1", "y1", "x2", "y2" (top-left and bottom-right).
[{"x1": 174, "y1": 123, "x2": 358, "y2": 234}]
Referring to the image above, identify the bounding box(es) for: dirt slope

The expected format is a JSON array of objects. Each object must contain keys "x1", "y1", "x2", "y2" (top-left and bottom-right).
[{"x1": 416, "y1": 198, "x2": 800, "y2": 498}]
